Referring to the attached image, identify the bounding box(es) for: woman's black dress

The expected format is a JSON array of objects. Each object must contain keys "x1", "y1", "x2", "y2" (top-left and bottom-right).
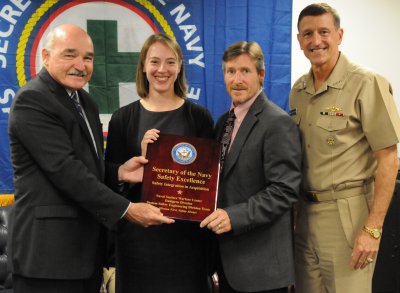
[{"x1": 105, "y1": 100, "x2": 215, "y2": 293}]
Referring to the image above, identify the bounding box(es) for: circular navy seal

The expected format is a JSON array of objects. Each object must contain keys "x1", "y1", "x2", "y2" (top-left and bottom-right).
[{"x1": 171, "y1": 143, "x2": 197, "y2": 165}]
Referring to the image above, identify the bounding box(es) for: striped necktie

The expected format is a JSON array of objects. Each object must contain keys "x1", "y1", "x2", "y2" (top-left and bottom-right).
[
  {"x1": 70, "y1": 91, "x2": 84, "y2": 118},
  {"x1": 220, "y1": 108, "x2": 236, "y2": 170},
  {"x1": 70, "y1": 91, "x2": 98, "y2": 156}
]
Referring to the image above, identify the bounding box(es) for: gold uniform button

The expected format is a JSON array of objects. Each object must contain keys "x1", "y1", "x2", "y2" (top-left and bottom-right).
[{"x1": 327, "y1": 135, "x2": 335, "y2": 146}]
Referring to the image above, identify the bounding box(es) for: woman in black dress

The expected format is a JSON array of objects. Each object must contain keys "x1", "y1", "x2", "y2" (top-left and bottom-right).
[{"x1": 105, "y1": 33, "x2": 214, "y2": 293}]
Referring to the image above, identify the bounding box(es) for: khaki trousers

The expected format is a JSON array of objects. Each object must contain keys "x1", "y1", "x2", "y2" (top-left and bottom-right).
[
  {"x1": 294, "y1": 193, "x2": 375, "y2": 293},
  {"x1": 102, "y1": 267, "x2": 116, "y2": 293}
]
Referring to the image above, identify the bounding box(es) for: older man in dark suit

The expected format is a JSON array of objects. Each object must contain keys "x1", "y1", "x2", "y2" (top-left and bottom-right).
[
  {"x1": 201, "y1": 41, "x2": 302, "y2": 293},
  {"x1": 7, "y1": 24, "x2": 173, "y2": 293}
]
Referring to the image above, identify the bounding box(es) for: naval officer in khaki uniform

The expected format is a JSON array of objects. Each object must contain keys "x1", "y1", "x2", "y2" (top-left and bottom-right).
[{"x1": 289, "y1": 3, "x2": 400, "y2": 293}]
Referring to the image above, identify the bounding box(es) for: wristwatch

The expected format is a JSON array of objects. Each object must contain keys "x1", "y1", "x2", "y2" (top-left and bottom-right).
[{"x1": 363, "y1": 225, "x2": 382, "y2": 239}]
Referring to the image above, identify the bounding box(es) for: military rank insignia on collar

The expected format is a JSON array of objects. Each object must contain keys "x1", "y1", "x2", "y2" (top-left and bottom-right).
[{"x1": 289, "y1": 108, "x2": 297, "y2": 116}]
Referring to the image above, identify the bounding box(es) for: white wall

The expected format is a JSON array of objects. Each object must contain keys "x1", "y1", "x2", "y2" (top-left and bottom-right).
[{"x1": 291, "y1": 0, "x2": 400, "y2": 112}]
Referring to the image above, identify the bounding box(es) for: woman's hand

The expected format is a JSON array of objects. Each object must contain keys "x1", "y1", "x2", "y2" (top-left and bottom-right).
[{"x1": 141, "y1": 128, "x2": 160, "y2": 157}]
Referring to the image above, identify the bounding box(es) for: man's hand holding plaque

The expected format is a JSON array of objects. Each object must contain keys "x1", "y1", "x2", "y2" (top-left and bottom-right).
[{"x1": 141, "y1": 131, "x2": 220, "y2": 222}]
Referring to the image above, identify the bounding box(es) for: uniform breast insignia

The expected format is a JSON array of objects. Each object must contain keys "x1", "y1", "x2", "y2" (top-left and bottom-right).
[
  {"x1": 320, "y1": 106, "x2": 344, "y2": 116},
  {"x1": 326, "y1": 135, "x2": 336, "y2": 146}
]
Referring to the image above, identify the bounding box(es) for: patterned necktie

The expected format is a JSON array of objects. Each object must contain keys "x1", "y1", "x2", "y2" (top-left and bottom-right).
[
  {"x1": 70, "y1": 91, "x2": 84, "y2": 118},
  {"x1": 220, "y1": 108, "x2": 236, "y2": 170},
  {"x1": 70, "y1": 91, "x2": 99, "y2": 157}
]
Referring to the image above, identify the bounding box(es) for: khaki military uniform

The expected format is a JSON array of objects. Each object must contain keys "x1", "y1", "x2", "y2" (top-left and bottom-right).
[{"x1": 289, "y1": 53, "x2": 400, "y2": 293}]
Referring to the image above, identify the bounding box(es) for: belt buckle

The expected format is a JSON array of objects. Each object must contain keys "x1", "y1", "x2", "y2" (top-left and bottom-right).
[{"x1": 305, "y1": 191, "x2": 319, "y2": 202}]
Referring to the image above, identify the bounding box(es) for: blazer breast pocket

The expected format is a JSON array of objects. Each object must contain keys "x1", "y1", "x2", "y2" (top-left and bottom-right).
[{"x1": 239, "y1": 147, "x2": 264, "y2": 186}]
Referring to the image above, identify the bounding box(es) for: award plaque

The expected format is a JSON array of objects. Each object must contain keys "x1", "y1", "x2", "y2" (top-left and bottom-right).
[{"x1": 142, "y1": 134, "x2": 221, "y2": 222}]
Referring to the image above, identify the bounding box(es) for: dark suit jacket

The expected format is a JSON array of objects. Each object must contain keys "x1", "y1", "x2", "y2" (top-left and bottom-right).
[
  {"x1": 372, "y1": 177, "x2": 400, "y2": 293},
  {"x1": 7, "y1": 68, "x2": 130, "y2": 279},
  {"x1": 216, "y1": 92, "x2": 302, "y2": 292}
]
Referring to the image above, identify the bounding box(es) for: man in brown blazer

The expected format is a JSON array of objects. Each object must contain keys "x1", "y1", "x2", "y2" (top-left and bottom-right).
[{"x1": 201, "y1": 41, "x2": 302, "y2": 293}]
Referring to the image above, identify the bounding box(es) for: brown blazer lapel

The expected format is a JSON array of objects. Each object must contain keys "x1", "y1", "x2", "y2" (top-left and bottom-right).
[{"x1": 221, "y1": 94, "x2": 265, "y2": 179}]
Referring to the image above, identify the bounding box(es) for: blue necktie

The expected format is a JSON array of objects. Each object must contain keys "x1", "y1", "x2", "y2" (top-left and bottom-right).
[{"x1": 220, "y1": 108, "x2": 236, "y2": 170}]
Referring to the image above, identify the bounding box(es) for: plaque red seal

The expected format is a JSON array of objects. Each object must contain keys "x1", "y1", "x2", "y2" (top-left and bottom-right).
[{"x1": 142, "y1": 134, "x2": 221, "y2": 221}]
